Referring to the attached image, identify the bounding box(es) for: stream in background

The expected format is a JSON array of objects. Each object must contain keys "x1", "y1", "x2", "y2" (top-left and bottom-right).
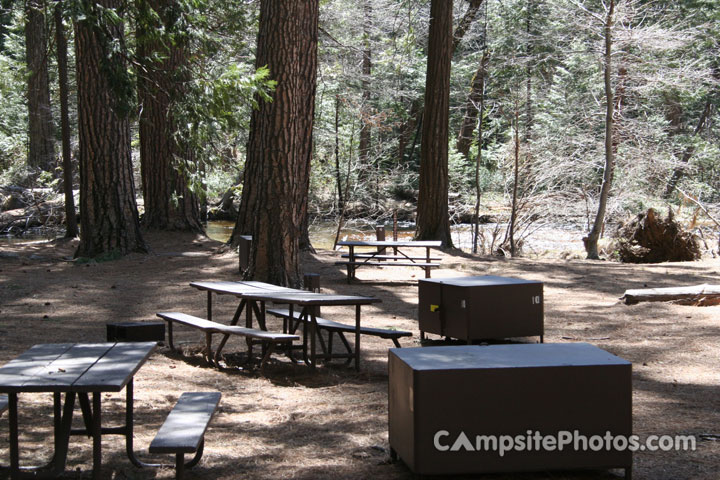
[
  {"x1": 2, "y1": 220, "x2": 587, "y2": 257},
  {"x1": 206, "y1": 220, "x2": 587, "y2": 255}
]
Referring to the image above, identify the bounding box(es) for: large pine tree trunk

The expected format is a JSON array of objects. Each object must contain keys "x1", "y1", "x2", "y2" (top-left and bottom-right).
[
  {"x1": 297, "y1": 0, "x2": 318, "y2": 252},
  {"x1": 401, "y1": 0, "x2": 482, "y2": 165},
  {"x1": 231, "y1": 0, "x2": 318, "y2": 286},
  {"x1": 25, "y1": 0, "x2": 55, "y2": 172},
  {"x1": 138, "y1": 0, "x2": 203, "y2": 232},
  {"x1": 74, "y1": 0, "x2": 146, "y2": 258},
  {"x1": 416, "y1": 0, "x2": 453, "y2": 247},
  {"x1": 54, "y1": 1, "x2": 78, "y2": 238}
]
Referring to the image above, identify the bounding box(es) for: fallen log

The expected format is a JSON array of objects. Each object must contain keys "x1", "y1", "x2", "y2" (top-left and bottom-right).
[{"x1": 621, "y1": 284, "x2": 720, "y2": 306}]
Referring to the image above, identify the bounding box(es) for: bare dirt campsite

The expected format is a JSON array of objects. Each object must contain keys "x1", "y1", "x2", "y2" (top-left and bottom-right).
[{"x1": 0, "y1": 232, "x2": 719, "y2": 479}]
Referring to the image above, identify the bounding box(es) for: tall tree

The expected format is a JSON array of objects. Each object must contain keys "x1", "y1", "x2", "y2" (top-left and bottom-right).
[
  {"x1": 74, "y1": 0, "x2": 146, "y2": 258},
  {"x1": 584, "y1": 0, "x2": 616, "y2": 260},
  {"x1": 416, "y1": 0, "x2": 454, "y2": 247},
  {"x1": 357, "y1": 0, "x2": 372, "y2": 183},
  {"x1": 231, "y1": 0, "x2": 318, "y2": 286},
  {"x1": 456, "y1": 52, "x2": 488, "y2": 160},
  {"x1": 25, "y1": 0, "x2": 55, "y2": 172},
  {"x1": 399, "y1": 0, "x2": 483, "y2": 164},
  {"x1": 137, "y1": 0, "x2": 203, "y2": 232},
  {"x1": 450, "y1": 0, "x2": 488, "y2": 159},
  {"x1": 54, "y1": 0, "x2": 78, "y2": 238}
]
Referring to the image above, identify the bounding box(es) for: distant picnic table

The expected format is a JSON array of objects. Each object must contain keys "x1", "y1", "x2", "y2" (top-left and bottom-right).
[{"x1": 335, "y1": 240, "x2": 442, "y2": 282}]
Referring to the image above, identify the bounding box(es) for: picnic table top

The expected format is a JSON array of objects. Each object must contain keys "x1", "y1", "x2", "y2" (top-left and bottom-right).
[
  {"x1": 190, "y1": 280, "x2": 303, "y2": 296},
  {"x1": 0, "y1": 342, "x2": 156, "y2": 394},
  {"x1": 337, "y1": 240, "x2": 442, "y2": 248},
  {"x1": 188, "y1": 280, "x2": 379, "y2": 305},
  {"x1": 237, "y1": 291, "x2": 382, "y2": 306}
]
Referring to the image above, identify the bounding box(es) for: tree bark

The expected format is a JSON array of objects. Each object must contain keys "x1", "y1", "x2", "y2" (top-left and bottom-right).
[
  {"x1": 402, "y1": 0, "x2": 483, "y2": 165},
  {"x1": 472, "y1": 54, "x2": 486, "y2": 254},
  {"x1": 416, "y1": 0, "x2": 454, "y2": 247},
  {"x1": 334, "y1": 94, "x2": 343, "y2": 210},
  {"x1": 456, "y1": 53, "x2": 488, "y2": 160},
  {"x1": 452, "y1": 0, "x2": 484, "y2": 54},
  {"x1": 74, "y1": 0, "x2": 146, "y2": 258},
  {"x1": 297, "y1": 0, "x2": 318, "y2": 253},
  {"x1": 54, "y1": 0, "x2": 78, "y2": 238},
  {"x1": 455, "y1": 0, "x2": 487, "y2": 159},
  {"x1": 524, "y1": 0, "x2": 534, "y2": 140},
  {"x1": 509, "y1": 102, "x2": 520, "y2": 256},
  {"x1": 584, "y1": 0, "x2": 615, "y2": 260},
  {"x1": 231, "y1": 0, "x2": 318, "y2": 286},
  {"x1": 137, "y1": 0, "x2": 203, "y2": 232},
  {"x1": 357, "y1": 0, "x2": 372, "y2": 184},
  {"x1": 25, "y1": 0, "x2": 56, "y2": 172}
]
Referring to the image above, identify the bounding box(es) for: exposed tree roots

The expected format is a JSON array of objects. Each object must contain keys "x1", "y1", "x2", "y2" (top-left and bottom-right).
[{"x1": 615, "y1": 208, "x2": 700, "y2": 263}]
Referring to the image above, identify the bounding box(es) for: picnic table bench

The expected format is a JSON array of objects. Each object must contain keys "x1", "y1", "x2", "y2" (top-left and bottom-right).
[
  {"x1": 335, "y1": 240, "x2": 442, "y2": 282},
  {"x1": 149, "y1": 391, "x2": 221, "y2": 480},
  {"x1": 266, "y1": 308, "x2": 412, "y2": 363},
  {"x1": 156, "y1": 312, "x2": 299, "y2": 370},
  {"x1": 0, "y1": 393, "x2": 7, "y2": 415}
]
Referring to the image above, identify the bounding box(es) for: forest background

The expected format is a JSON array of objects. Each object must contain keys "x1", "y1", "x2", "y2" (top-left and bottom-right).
[{"x1": 1, "y1": 0, "x2": 718, "y2": 267}]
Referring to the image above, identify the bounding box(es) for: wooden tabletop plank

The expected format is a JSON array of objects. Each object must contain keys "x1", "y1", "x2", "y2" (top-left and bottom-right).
[
  {"x1": 239, "y1": 291, "x2": 381, "y2": 306},
  {"x1": 73, "y1": 342, "x2": 157, "y2": 392},
  {"x1": 0, "y1": 344, "x2": 112, "y2": 392},
  {"x1": 0, "y1": 344, "x2": 74, "y2": 392},
  {"x1": 336, "y1": 240, "x2": 442, "y2": 247},
  {"x1": 189, "y1": 280, "x2": 301, "y2": 296},
  {"x1": 0, "y1": 343, "x2": 156, "y2": 393}
]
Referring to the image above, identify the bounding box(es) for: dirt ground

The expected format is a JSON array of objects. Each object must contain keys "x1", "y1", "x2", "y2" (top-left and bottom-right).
[{"x1": 0, "y1": 231, "x2": 719, "y2": 480}]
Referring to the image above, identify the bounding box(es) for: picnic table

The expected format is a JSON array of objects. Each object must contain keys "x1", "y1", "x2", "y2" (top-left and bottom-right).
[
  {"x1": 190, "y1": 280, "x2": 300, "y2": 329},
  {"x1": 238, "y1": 290, "x2": 381, "y2": 370},
  {"x1": 0, "y1": 342, "x2": 156, "y2": 479},
  {"x1": 335, "y1": 240, "x2": 442, "y2": 282},
  {"x1": 183, "y1": 281, "x2": 381, "y2": 370}
]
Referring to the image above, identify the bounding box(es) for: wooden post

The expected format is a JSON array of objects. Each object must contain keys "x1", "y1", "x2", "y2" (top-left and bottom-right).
[
  {"x1": 376, "y1": 225, "x2": 386, "y2": 258},
  {"x1": 238, "y1": 235, "x2": 252, "y2": 272},
  {"x1": 304, "y1": 273, "x2": 321, "y2": 316},
  {"x1": 303, "y1": 273, "x2": 320, "y2": 293},
  {"x1": 392, "y1": 211, "x2": 399, "y2": 255}
]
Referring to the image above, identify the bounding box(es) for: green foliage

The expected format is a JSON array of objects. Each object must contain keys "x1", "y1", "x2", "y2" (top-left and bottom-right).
[
  {"x1": 0, "y1": 5, "x2": 26, "y2": 174},
  {"x1": 1, "y1": 0, "x2": 719, "y2": 239}
]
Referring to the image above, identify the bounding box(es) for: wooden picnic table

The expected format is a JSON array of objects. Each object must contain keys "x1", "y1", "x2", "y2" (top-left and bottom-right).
[
  {"x1": 237, "y1": 291, "x2": 381, "y2": 370},
  {"x1": 189, "y1": 281, "x2": 380, "y2": 370},
  {"x1": 335, "y1": 240, "x2": 443, "y2": 282},
  {"x1": 190, "y1": 280, "x2": 302, "y2": 330},
  {"x1": 0, "y1": 342, "x2": 157, "y2": 479}
]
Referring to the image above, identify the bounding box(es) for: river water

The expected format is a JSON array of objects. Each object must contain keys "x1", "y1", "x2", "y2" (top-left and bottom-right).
[
  {"x1": 207, "y1": 220, "x2": 588, "y2": 256},
  {"x1": 2, "y1": 220, "x2": 588, "y2": 257}
]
